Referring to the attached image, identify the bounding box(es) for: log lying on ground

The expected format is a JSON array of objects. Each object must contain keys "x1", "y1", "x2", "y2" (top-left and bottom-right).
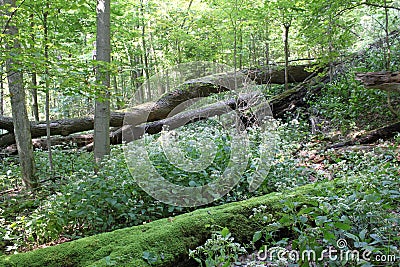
[
  {"x1": 0, "y1": 178, "x2": 368, "y2": 267},
  {"x1": 329, "y1": 121, "x2": 400, "y2": 149},
  {"x1": 355, "y1": 71, "x2": 400, "y2": 117},
  {"x1": 29, "y1": 69, "x2": 329, "y2": 151},
  {"x1": 3, "y1": 134, "x2": 94, "y2": 155},
  {"x1": 0, "y1": 65, "x2": 316, "y2": 147},
  {"x1": 77, "y1": 93, "x2": 263, "y2": 151},
  {"x1": 355, "y1": 71, "x2": 400, "y2": 92},
  {"x1": 242, "y1": 64, "x2": 317, "y2": 85}
]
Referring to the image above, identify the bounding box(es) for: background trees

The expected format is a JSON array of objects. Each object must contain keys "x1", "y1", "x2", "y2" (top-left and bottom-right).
[
  {"x1": 1, "y1": 0, "x2": 397, "y2": 122},
  {"x1": 0, "y1": 0, "x2": 399, "y2": 183}
]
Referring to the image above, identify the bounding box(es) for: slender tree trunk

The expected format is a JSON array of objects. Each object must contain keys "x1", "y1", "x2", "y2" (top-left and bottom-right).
[
  {"x1": 94, "y1": 0, "x2": 111, "y2": 165},
  {"x1": 252, "y1": 33, "x2": 257, "y2": 66},
  {"x1": 140, "y1": 0, "x2": 151, "y2": 101},
  {"x1": 283, "y1": 23, "x2": 291, "y2": 91},
  {"x1": 265, "y1": 42, "x2": 269, "y2": 69},
  {"x1": 137, "y1": 53, "x2": 144, "y2": 103},
  {"x1": 43, "y1": 3, "x2": 53, "y2": 175},
  {"x1": 238, "y1": 27, "x2": 243, "y2": 69},
  {"x1": 113, "y1": 73, "x2": 121, "y2": 109},
  {"x1": 328, "y1": 15, "x2": 334, "y2": 82},
  {"x1": 0, "y1": 65, "x2": 4, "y2": 116},
  {"x1": 384, "y1": 0, "x2": 391, "y2": 71},
  {"x1": 383, "y1": 0, "x2": 397, "y2": 117},
  {"x1": 31, "y1": 73, "x2": 39, "y2": 121},
  {"x1": 1, "y1": 0, "x2": 37, "y2": 189},
  {"x1": 30, "y1": 14, "x2": 39, "y2": 122}
]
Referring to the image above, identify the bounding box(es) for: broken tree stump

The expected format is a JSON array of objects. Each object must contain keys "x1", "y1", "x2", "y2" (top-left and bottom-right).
[
  {"x1": 355, "y1": 71, "x2": 400, "y2": 92},
  {"x1": 355, "y1": 71, "x2": 400, "y2": 117}
]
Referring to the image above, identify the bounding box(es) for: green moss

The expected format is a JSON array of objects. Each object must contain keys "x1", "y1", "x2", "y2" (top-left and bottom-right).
[{"x1": 0, "y1": 179, "x2": 350, "y2": 267}]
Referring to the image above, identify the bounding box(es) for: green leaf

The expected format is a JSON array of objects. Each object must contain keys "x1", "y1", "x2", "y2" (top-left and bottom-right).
[
  {"x1": 252, "y1": 231, "x2": 263, "y2": 243},
  {"x1": 344, "y1": 232, "x2": 359, "y2": 242},
  {"x1": 334, "y1": 222, "x2": 351, "y2": 231},
  {"x1": 323, "y1": 231, "x2": 336, "y2": 242},
  {"x1": 297, "y1": 206, "x2": 315, "y2": 216},
  {"x1": 359, "y1": 229, "x2": 367, "y2": 241},
  {"x1": 220, "y1": 227, "x2": 230, "y2": 238},
  {"x1": 315, "y1": 216, "x2": 329, "y2": 226}
]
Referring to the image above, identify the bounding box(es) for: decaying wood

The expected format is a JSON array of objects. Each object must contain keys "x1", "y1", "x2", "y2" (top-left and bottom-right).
[
  {"x1": 355, "y1": 71, "x2": 400, "y2": 117},
  {"x1": 81, "y1": 92, "x2": 263, "y2": 151},
  {"x1": 355, "y1": 71, "x2": 400, "y2": 92},
  {"x1": 329, "y1": 121, "x2": 400, "y2": 149},
  {"x1": 242, "y1": 64, "x2": 318, "y2": 85},
  {"x1": 3, "y1": 134, "x2": 94, "y2": 155},
  {"x1": 0, "y1": 65, "x2": 315, "y2": 147}
]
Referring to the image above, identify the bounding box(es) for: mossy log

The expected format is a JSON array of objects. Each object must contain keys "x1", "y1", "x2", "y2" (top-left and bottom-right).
[{"x1": 0, "y1": 180, "x2": 344, "y2": 267}]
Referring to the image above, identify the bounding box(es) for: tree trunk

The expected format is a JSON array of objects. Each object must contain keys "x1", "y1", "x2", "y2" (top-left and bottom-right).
[
  {"x1": 30, "y1": 14, "x2": 40, "y2": 122},
  {"x1": 44, "y1": 3, "x2": 54, "y2": 174},
  {"x1": 1, "y1": 0, "x2": 37, "y2": 189},
  {"x1": 384, "y1": 0, "x2": 391, "y2": 71},
  {"x1": 242, "y1": 64, "x2": 315, "y2": 85},
  {"x1": 355, "y1": 71, "x2": 400, "y2": 92},
  {"x1": 329, "y1": 121, "x2": 400, "y2": 149},
  {"x1": 283, "y1": 23, "x2": 291, "y2": 91},
  {"x1": 140, "y1": 0, "x2": 151, "y2": 101},
  {"x1": 355, "y1": 71, "x2": 400, "y2": 117},
  {"x1": 0, "y1": 64, "x2": 4, "y2": 116},
  {"x1": 94, "y1": 0, "x2": 111, "y2": 164},
  {"x1": 31, "y1": 73, "x2": 39, "y2": 122}
]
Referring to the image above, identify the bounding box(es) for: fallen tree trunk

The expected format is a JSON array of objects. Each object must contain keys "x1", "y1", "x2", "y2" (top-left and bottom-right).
[
  {"x1": 3, "y1": 134, "x2": 94, "y2": 155},
  {"x1": 329, "y1": 121, "x2": 400, "y2": 149},
  {"x1": 26, "y1": 71, "x2": 327, "y2": 151},
  {"x1": 78, "y1": 93, "x2": 263, "y2": 151},
  {"x1": 0, "y1": 66, "x2": 316, "y2": 147},
  {"x1": 242, "y1": 64, "x2": 317, "y2": 85},
  {"x1": 355, "y1": 71, "x2": 400, "y2": 117},
  {"x1": 10, "y1": 93, "x2": 260, "y2": 152},
  {"x1": 355, "y1": 71, "x2": 400, "y2": 92},
  {"x1": 0, "y1": 179, "x2": 365, "y2": 267},
  {"x1": 42, "y1": 69, "x2": 327, "y2": 151}
]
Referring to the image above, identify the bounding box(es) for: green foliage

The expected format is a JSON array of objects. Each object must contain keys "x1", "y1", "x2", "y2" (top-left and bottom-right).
[
  {"x1": 0, "y1": 115, "x2": 312, "y2": 253},
  {"x1": 189, "y1": 227, "x2": 247, "y2": 267},
  {"x1": 189, "y1": 148, "x2": 399, "y2": 267},
  {"x1": 309, "y1": 73, "x2": 398, "y2": 133},
  {"x1": 0, "y1": 147, "x2": 399, "y2": 266}
]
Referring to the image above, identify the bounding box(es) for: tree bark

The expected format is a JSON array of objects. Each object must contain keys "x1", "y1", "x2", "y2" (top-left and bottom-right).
[
  {"x1": 329, "y1": 121, "x2": 400, "y2": 149},
  {"x1": 140, "y1": 0, "x2": 151, "y2": 102},
  {"x1": 355, "y1": 71, "x2": 400, "y2": 92},
  {"x1": 1, "y1": 0, "x2": 37, "y2": 188},
  {"x1": 30, "y1": 14, "x2": 40, "y2": 122},
  {"x1": 94, "y1": 0, "x2": 111, "y2": 164},
  {"x1": 43, "y1": 2, "x2": 54, "y2": 174},
  {"x1": 283, "y1": 23, "x2": 291, "y2": 91},
  {"x1": 0, "y1": 64, "x2": 4, "y2": 116}
]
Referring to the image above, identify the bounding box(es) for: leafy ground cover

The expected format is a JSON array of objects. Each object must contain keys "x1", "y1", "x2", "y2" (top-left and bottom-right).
[{"x1": 0, "y1": 159, "x2": 398, "y2": 266}]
